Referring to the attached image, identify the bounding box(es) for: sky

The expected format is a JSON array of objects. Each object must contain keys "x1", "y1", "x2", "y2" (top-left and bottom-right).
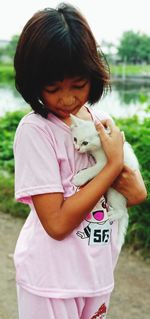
[{"x1": 0, "y1": 0, "x2": 150, "y2": 45}]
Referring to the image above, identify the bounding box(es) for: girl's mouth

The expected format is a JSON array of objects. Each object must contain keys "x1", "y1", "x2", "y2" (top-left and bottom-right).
[{"x1": 58, "y1": 108, "x2": 79, "y2": 118}]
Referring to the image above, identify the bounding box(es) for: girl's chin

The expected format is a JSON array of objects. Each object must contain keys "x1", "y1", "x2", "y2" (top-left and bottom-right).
[{"x1": 56, "y1": 104, "x2": 84, "y2": 118}]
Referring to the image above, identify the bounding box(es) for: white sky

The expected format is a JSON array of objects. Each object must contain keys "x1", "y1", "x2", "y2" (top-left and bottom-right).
[{"x1": 0, "y1": 0, "x2": 150, "y2": 45}]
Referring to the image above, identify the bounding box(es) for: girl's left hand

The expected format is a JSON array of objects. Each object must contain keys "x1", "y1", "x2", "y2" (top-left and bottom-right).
[{"x1": 112, "y1": 164, "x2": 147, "y2": 206}]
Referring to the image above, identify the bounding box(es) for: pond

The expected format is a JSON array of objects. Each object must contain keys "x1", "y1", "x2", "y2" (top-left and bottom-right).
[{"x1": 0, "y1": 81, "x2": 150, "y2": 119}]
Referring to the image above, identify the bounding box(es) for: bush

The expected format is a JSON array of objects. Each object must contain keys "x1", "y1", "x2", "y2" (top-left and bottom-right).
[
  {"x1": 0, "y1": 110, "x2": 27, "y2": 173},
  {"x1": 0, "y1": 173, "x2": 29, "y2": 218},
  {"x1": 115, "y1": 116, "x2": 150, "y2": 258},
  {"x1": 0, "y1": 64, "x2": 14, "y2": 82},
  {"x1": 0, "y1": 111, "x2": 29, "y2": 218}
]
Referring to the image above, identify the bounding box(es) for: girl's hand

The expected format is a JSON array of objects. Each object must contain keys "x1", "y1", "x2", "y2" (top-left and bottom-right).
[
  {"x1": 112, "y1": 164, "x2": 147, "y2": 206},
  {"x1": 95, "y1": 119, "x2": 124, "y2": 167}
]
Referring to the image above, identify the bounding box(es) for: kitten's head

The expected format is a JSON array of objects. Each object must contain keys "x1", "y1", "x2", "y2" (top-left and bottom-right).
[{"x1": 70, "y1": 114, "x2": 101, "y2": 153}]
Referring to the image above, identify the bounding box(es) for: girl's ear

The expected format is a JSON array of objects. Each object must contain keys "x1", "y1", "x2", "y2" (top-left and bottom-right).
[{"x1": 70, "y1": 114, "x2": 85, "y2": 126}]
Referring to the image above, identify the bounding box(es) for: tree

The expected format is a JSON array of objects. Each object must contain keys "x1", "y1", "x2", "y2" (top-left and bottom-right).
[
  {"x1": 117, "y1": 31, "x2": 150, "y2": 63},
  {"x1": 137, "y1": 34, "x2": 150, "y2": 63},
  {"x1": 101, "y1": 40, "x2": 117, "y2": 63},
  {"x1": 117, "y1": 31, "x2": 141, "y2": 63},
  {"x1": 3, "y1": 35, "x2": 19, "y2": 60}
]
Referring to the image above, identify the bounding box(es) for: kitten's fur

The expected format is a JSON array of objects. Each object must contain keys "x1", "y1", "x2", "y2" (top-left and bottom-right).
[{"x1": 71, "y1": 114, "x2": 139, "y2": 248}]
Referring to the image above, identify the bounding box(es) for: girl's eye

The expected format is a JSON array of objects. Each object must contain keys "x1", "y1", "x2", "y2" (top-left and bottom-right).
[
  {"x1": 45, "y1": 88, "x2": 59, "y2": 94},
  {"x1": 44, "y1": 80, "x2": 88, "y2": 93},
  {"x1": 73, "y1": 81, "x2": 88, "y2": 89},
  {"x1": 82, "y1": 141, "x2": 88, "y2": 145}
]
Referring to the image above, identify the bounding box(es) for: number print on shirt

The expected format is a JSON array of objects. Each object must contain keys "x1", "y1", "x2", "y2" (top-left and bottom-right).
[
  {"x1": 92, "y1": 228, "x2": 110, "y2": 243},
  {"x1": 76, "y1": 196, "x2": 112, "y2": 246}
]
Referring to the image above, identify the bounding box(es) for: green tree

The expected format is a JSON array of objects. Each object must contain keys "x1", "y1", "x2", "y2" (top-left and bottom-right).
[
  {"x1": 117, "y1": 31, "x2": 141, "y2": 63},
  {"x1": 117, "y1": 31, "x2": 150, "y2": 63},
  {"x1": 3, "y1": 35, "x2": 19, "y2": 60},
  {"x1": 137, "y1": 34, "x2": 150, "y2": 63}
]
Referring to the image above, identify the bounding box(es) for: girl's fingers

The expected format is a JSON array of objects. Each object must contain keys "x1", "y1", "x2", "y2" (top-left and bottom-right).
[
  {"x1": 95, "y1": 121, "x2": 105, "y2": 131},
  {"x1": 96, "y1": 119, "x2": 115, "y2": 131},
  {"x1": 95, "y1": 119, "x2": 116, "y2": 138},
  {"x1": 95, "y1": 119, "x2": 124, "y2": 165},
  {"x1": 95, "y1": 122, "x2": 108, "y2": 140}
]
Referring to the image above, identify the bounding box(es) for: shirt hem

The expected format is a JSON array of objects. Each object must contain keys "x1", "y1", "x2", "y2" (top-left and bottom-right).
[{"x1": 16, "y1": 280, "x2": 114, "y2": 298}]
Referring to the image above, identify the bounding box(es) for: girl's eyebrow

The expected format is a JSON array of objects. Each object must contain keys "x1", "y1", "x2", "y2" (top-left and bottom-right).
[
  {"x1": 73, "y1": 76, "x2": 86, "y2": 82},
  {"x1": 45, "y1": 77, "x2": 87, "y2": 87}
]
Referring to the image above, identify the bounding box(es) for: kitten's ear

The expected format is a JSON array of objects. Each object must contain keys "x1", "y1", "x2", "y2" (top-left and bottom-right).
[{"x1": 70, "y1": 114, "x2": 85, "y2": 127}]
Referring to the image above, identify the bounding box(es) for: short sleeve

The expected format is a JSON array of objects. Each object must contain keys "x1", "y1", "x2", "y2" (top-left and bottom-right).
[{"x1": 14, "y1": 123, "x2": 64, "y2": 204}]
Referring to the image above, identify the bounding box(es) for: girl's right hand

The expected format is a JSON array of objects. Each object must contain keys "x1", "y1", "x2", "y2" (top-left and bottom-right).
[{"x1": 95, "y1": 119, "x2": 124, "y2": 167}]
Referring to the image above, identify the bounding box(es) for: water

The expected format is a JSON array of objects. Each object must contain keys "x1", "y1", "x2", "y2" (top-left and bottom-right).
[
  {"x1": 97, "y1": 82, "x2": 150, "y2": 121},
  {"x1": 0, "y1": 84, "x2": 30, "y2": 116},
  {"x1": 0, "y1": 82, "x2": 150, "y2": 119}
]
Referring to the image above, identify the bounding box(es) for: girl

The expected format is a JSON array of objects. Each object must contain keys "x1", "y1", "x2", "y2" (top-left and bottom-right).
[{"x1": 13, "y1": 3, "x2": 147, "y2": 319}]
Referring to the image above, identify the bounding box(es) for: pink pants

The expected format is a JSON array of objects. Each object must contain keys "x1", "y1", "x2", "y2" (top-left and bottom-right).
[{"x1": 17, "y1": 285, "x2": 111, "y2": 319}]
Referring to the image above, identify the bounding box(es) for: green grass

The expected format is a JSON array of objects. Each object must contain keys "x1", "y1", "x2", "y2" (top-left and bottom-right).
[
  {"x1": 110, "y1": 64, "x2": 150, "y2": 77},
  {"x1": 1, "y1": 63, "x2": 150, "y2": 83}
]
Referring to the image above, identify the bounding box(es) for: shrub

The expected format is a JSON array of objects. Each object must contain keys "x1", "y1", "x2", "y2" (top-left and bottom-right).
[
  {"x1": 115, "y1": 116, "x2": 150, "y2": 258},
  {"x1": 0, "y1": 111, "x2": 29, "y2": 218},
  {"x1": 0, "y1": 64, "x2": 14, "y2": 82},
  {"x1": 0, "y1": 173, "x2": 29, "y2": 218},
  {"x1": 0, "y1": 110, "x2": 27, "y2": 173}
]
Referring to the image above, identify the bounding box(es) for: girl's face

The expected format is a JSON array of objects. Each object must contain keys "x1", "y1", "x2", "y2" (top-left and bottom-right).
[{"x1": 41, "y1": 77, "x2": 91, "y2": 119}]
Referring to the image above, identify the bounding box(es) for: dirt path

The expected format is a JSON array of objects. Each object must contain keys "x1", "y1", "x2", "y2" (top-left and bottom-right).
[{"x1": 0, "y1": 212, "x2": 150, "y2": 319}]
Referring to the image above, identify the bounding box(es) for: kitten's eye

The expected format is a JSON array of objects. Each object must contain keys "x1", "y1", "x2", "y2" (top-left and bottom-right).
[
  {"x1": 82, "y1": 141, "x2": 88, "y2": 146},
  {"x1": 74, "y1": 137, "x2": 77, "y2": 143}
]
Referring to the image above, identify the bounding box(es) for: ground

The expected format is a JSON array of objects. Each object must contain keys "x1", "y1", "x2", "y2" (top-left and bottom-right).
[{"x1": 0, "y1": 212, "x2": 150, "y2": 319}]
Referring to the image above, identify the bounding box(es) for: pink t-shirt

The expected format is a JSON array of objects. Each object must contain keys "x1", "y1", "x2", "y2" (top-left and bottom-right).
[{"x1": 13, "y1": 107, "x2": 120, "y2": 298}]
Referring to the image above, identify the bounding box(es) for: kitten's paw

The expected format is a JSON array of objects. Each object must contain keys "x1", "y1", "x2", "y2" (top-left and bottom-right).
[{"x1": 73, "y1": 171, "x2": 89, "y2": 186}]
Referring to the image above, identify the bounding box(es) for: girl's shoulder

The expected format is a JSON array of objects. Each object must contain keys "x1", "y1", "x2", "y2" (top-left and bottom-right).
[
  {"x1": 15, "y1": 111, "x2": 55, "y2": 138},
  {"x1": 17, "y1": 111, "x2": 48, "y2": 128},
  {"x1": 14, "y1": 112, "x2": 56, "y2": 151}
]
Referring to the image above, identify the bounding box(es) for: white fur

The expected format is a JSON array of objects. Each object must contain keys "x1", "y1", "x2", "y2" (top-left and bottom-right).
[{"x1": 71, "y1": 114, "x2": 139, "y2": 248}]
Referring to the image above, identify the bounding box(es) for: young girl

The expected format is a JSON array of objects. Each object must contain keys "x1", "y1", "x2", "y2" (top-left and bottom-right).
[{"x1": 13, "y1": 3, "x2": 147, "y2": 319}]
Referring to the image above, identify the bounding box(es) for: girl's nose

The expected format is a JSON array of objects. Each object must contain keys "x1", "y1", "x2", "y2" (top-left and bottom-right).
[{"x1": 59, "y1": 95, "x2": 76, "y2": 106}]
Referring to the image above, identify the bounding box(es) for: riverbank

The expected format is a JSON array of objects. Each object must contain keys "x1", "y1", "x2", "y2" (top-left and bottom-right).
[
  {"x1": 112, "y1": 74, "x2": 150, "y2": 83},
  {"x1": 1, "y1": 63, "x2": 150, "y2": 83},
  {"x1": 0, "y1": 211, "x2": 150, "y2": 319}
]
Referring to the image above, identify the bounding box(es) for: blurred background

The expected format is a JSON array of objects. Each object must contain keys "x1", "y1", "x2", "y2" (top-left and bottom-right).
[{"x1": 0, "y1": 1, "x2": 149, "y2": 319}]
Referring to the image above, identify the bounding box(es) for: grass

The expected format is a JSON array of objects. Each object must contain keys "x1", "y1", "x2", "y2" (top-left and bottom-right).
[
  {"x1": 110, "y1": 63, "x2": 150, "y2": 77},
  {"x1": 1, "y1": 63, "x2": 150, "y2": 82}
]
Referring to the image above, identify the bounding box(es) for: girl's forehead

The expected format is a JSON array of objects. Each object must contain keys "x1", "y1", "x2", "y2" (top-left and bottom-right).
[{"x1": 46, "y1": 76, "x2": 88, "y2": 85}]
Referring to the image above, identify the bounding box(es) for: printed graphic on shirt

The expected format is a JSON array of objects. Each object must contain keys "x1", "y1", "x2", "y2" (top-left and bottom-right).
[
  {"x1": 76, "y1": 197, "x2": 112, "y2": 246},
  {"x1": 91, "y1": 303, "x2": 107, "y2": 319}
]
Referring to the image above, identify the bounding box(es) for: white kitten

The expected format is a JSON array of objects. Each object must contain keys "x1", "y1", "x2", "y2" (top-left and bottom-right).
[{"x1": 71, "y1": 114, "x2": 139, "y2": 248}]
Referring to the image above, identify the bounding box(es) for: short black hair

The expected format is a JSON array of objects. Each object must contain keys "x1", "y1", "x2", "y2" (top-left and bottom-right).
[{"x1": 14, "y1": 2, "x2": 110, "y2": 118}]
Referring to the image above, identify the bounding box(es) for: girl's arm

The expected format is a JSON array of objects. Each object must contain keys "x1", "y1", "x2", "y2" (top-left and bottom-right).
[
  {"x1": 112, "y1": 165, "x2": 147, "y2": 206},
  {"x1": 32, "y1": 120, "x2": 124, "y2": 240}
]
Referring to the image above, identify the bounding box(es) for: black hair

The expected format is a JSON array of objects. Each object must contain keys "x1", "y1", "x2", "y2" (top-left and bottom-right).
[{"x1": 14, "y1": 2, "x2": 110, "y2": 118}]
